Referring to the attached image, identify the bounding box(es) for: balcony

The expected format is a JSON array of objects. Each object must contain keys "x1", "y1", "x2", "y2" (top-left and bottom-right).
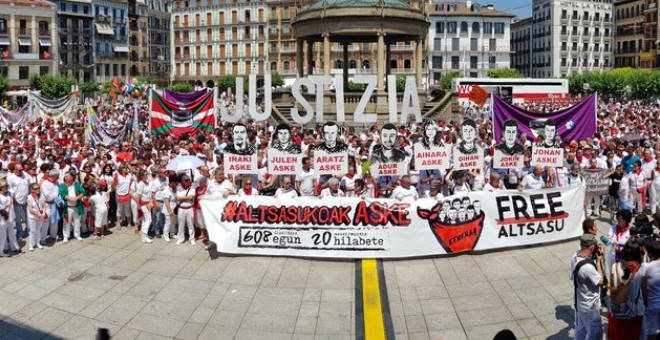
[
  {"x1": 280, "y1": 47, "x2": 296, "y2": 53},
  {"x1": 645, "y1": 3, "x2": 657, "y2": 12},
  {"x1": 12, "y1": 53, "x2": 40, "y2": 60},
  {"x1": 390, "y1": 45, "x2": 413, "y2": 51}
]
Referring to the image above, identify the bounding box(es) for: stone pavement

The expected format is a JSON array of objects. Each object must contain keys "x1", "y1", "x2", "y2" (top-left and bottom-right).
[{"x1": 0, "y1": 218, "x2": 603, "y2": 339}]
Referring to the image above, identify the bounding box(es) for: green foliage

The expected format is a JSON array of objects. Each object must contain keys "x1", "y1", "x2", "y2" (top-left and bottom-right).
[
  {"x1": 487, "y1": 68, "x2": 524, "y2": 78},
  {"x1": 347, "y1": 80, "x2": 366, "y2": 92},
  {"x1": 31, "y1": 75, "x2": 76, "y2": 99},
  {"x1": 78, "y1": 82, "x2": 99, "y2": 94},
  {"x1": 440, "y1": 72, "x2": 460, "y2": 91},
  {"x1": 566, "y1": 68, "x2": 660, "y2": 99},
  {"x1": 217, "y1": 75, "x2": 237, "y2": 92},
  {"x1": 396, "y1": 75, "x2": 406, "y2": 92},
  {"x1": 169, "y1": 82, "x2": 194, "y2": 93},
  {"x1": 271, "y1": 72, "x2": 284, "y2": 87},
  {"x1": 0, "y1": 76, "x2": 9, "y2": 100}
]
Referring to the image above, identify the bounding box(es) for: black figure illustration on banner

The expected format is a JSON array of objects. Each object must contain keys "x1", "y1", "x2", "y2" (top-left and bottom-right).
[
  {"x1": 495, "y1": 119, "x2": 525, "y2": 156},
  {"x1": 271, "y1": 123, "x2": 301, "y2": 154},
  {"x1": 315, "y1": 122, "x2": 348, "y2": 154},
  {"x1": 417, "y1": 195, "x2": 485, "y2": 254},
  {"x1": 535, "y1": 119, "x2": 562, "y2": 148},
  {"x1": 420, "y1": 119, "x2": 445, "y2": 149},
  {"x1": 456, "y1": 119, "x2": 479, "y2": 155},
  {"x1": 225, "y1": 123, "x2": 256, "y2": 155},
  {"x1": 370, "y1": 123, "x2": 407, "y2": 163}
]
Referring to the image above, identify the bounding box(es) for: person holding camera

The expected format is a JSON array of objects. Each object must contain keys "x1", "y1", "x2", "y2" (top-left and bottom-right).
[
  {"x1": 607, "y1": 209, "x2": 634, "y2": 276},
  {"x1": 571, "y1": 233, "x2": 605, "y2": 340}
]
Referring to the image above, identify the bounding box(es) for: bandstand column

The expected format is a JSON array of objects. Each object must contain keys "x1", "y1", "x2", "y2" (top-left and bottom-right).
[
  {"x1": 415, "y1": 37, "x2": 423, "y2": 88},
  {"x1": 324, "y1": 33, "x2": 331, "y2": 75},
  {"x1": 386, "y1": 42, "x2": 391, "y2": 76},
  {"x1": 296, "y1": 39, "x2": 304, "y2": 78},
  {"x1": 307, "y1": 41, "x2": 314, "y2": 75},
  {"x1": 343, "y1": 43, "x2": 349, "y2": 89},
  {"x1": 377, "y1": 32, "x2": 385, "y2": 91}
]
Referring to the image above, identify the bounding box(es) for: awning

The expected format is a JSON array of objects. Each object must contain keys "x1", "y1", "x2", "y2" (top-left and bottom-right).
[
  {"x1": 0, "y1": 38, "x2": 9, "y2": 46},
  {"x1": 18, "y1": 38, "x2": 32, "y2": 46},
  {"x1": 113, "y1": 45, "x2": 129, "y2": 53},
  {"x1": 39, "y1": 39, "x2": 51, "y2": 47},
  {"x1": 95, "y1": 23, "x2": 114, "y2": 35}
]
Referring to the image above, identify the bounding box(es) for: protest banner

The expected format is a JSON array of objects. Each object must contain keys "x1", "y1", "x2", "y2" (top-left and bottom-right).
[
  {"x1": 583, "y1": 169, "x2": 609, "y2": 195},
  {"x1": 531, "y1": 146, "x2": 564, "y2": 167},
  {"x1": 414, "y1": 144, "x2": 450, "y2": 170},
  {"x1": 201, "y1": 185, "x2": 585, "y2": 258}
]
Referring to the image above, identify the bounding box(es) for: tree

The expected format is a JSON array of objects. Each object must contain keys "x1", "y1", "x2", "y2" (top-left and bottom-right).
[
  {"x1": 32, "y1": 75, "x2": 76, "y2": 99},
  {"x1": 271, "y1": 72, "x2": 284, "y2": 88},
  {"x1": 396, "y1": 75, "x2": 406, "y2": 92},
  {"x1": 169, "y1": 82, "x2": 194, "y2": 93},
  {"x1": 0, "y1": 76, "x2": 9, "y2": 100},
  {"x1": 487, "y1": 68, "x2": 523, "y2": 78},
  {"x1": 217, "y1": 75, "x2": 237, "y2": 92},
  {"x1": 78, "y1": 82, "x2": 99, "y2": 94},
  {"x1": 440, "y1": 72, "x2": 460, "y2": 91}
]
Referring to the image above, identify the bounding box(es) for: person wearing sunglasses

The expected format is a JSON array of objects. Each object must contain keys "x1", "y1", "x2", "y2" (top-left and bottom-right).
[
  {"x1": 26, "y1": 184, "x2": 47, "y2": 251},
  {"x1": 238, "y1": 177, "x2": 257, "y2": 197}
]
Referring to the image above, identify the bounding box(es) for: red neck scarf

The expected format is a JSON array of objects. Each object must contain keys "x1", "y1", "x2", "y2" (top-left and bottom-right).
[
  {"x1": 181, "y1": 183, "x2": 192, "y2": 190},
  {"x1": 635, "y1": 168, "x2": 642, "y2": 175},
  {"x1": 243, "y1": 187, "x2": 253, "y2": 195}
]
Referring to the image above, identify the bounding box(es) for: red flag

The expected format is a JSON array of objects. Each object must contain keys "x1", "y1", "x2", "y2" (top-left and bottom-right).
[
  {"x1": 42, "y1": 50, "x2": 51, "y2": 59},
  {"x1": 112, "y1": 76, "x2": 121, "y2": 93},
  {"x1": 109, "y1": 88, "x2": 117, "y2": 103},
  {"x1": 469, "y1": 85, "x2": 489, "y2": 108}
]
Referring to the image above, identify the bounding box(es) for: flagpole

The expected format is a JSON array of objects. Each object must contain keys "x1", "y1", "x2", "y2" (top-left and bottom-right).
[{"x1": 148, "y1": 88, "x2": 152, "y2": 134}]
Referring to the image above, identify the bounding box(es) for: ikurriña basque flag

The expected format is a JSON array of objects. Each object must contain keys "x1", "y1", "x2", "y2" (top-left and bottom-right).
[{"x1": 149, "y1": 88, "x2": 216, "y2": 137}]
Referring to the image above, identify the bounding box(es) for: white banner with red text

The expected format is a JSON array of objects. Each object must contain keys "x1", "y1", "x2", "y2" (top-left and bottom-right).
[{"x1": 200, "y1": 185, "x2": 585, "y2": 258}]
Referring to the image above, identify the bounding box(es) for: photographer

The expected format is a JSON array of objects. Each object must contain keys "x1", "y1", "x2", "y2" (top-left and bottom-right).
[
  {"x1": 607, "y1": 209, "x2": 633, "y2": 276},
  {"x1": 571, "y1": 233, "x2": 605, "y2": 340}
]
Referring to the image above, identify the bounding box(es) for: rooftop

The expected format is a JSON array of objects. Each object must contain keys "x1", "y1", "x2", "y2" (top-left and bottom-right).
[
  {"x1": 0, "y1": 0, "x2": 55, "y2": 8},
  {"x1": 307, "y1": 0, "x2": 412, "y2": 10},
  {"x1": 428, "y1": 2, "x2": 515, "y2": 18}
]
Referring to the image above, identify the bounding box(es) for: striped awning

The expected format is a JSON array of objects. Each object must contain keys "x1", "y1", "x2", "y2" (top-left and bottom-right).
[
  {"x1": 18, "y1": 38, "x2": 32, "y2": 46},
  {"x1": 39, "y1": 39, "x2": 52, "y2": 47}
]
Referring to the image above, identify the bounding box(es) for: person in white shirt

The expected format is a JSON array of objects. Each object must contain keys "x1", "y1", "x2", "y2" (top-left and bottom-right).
[
  {"x1": 26, "y1": 183, "x2": 47, "y2": 251},
  {"x1": 208, "y1": 168, "x2": 237, "y2": 198},
  {"x1": 113, "y1": 165, "x2": 133, "y2": 228},
  {"x1": 320, "y1": 177, "x2": 345, "y2": 198},
  {"x1": 483, "y1": 173, "x2": 505, "y2": 192},
  {"x1": 176, "y1": 174, "x2": 196, "y2": 245},
  {"x1": 149, "y1": 166, "x2": 168, "y2": 237},
  {"x1": 423, "y1": 184, "x2": 444, "y2": 200},
  {"x1": 392, "y1": 175, "x2": 419, "y2": 202},
  {"x1": 161, "y1": 177, "x2": 179, "y2": 242},
  {"x1": 7, "y1": 163, "x2": 30, "y2": 240},
  {"x1": 340, "y1": 167, "x2": 357, "y2": 197},
  {"x1": 275, "y1": 177, "x2": 299, "y2": 199},
  {"x1": 519, "y1": 165, "x2": 547, "y2": 190},
  {"x1": 40, "y1": 169, "x2": 60, "y2": 243},
  {"x1": 295, "y1": 157, "x2": 317, "y2": 197},
  {"x1": 61, "y1": 173, "x2": 84, "y2": 242},
  {"x1": 629, "y1": 161, "x2": 647, "y2": 213},
  {"x1": 238, "y1": 177, "x2": 258, "y2": 196},
  {"x1": 0, "y1": 181, "x2": 18, "y2": 256},
  {"x1": 135, "y1": 170, "x2": 153, "y2": 244},
  {"x1": 354, "y1": 179, "x2": 372, "y2": 199},
  {"x1": 567, "y1": 164, "x2": 585, "y2": 187},
  {"x1": 89, "y1": 181, "x2": 109, "y2": 238}
]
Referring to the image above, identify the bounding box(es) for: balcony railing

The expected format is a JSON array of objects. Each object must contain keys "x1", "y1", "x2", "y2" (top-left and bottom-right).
[
  {"x1": 18, "y1": 28, "x2": 31, "y2": 36},
  {"x1": 390, "y1": 45, "x2": 413, "y2": 51},
  {"x1": 13, "y1": 53, "x2": 40, "y2": 60}
]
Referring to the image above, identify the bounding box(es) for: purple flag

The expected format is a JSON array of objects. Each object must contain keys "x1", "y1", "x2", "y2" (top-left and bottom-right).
[
  {"x1": 492, "y1": 93, "x2": 597, "y2": 143},
  {"x1": 163, "y1": 88, "x2": 210, "y2": 105}
]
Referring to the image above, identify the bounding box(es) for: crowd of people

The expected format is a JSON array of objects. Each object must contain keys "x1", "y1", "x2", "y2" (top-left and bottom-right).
[{"x1": 3, "y1": 94, "x2": 660, "y2": 338}]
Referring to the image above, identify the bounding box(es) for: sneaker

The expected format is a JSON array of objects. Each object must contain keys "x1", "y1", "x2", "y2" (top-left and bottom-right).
[
  {"x1": 204, "y1": 244, "x2": 210, "y2": 250},
  {"x1": 28, "y1": 247, "x2": 34, "y2": 252},
  {"x1": 163, "y1": 235, "x2": 171, "y2": 242},
  {"x1": 176, "y1": 239, "x2": 185, "y2": 245},
  {"x1": 76, "y1": 237, "x2": 83, "y2": 241},
  {"x1": 190, "y1": 239, "x2": 196, "y2": 245},
  {"x1": 142, "y1": 238, "x2": 153, "y2": 244},
  {"x1": 63, "y1": 238, "x2": 68, "y2": 243},
  {"x1": 37, "y1": 244, "x2": 43, "y2": 250}
]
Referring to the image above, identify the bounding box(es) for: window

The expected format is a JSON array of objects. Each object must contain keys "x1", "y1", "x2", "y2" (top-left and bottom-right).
[
  {"x1": 494, "y1": 23, "x2": 504, "y2": 34},
  {"x1": 19, "y1": 20, "x2": 27, "y2": 35},
  {"x1": 39, "y1": 66, "x2": 49, "y2": 75},
  {"x1": 451, "y1": 56, "x2": 459, "y2": 69},
  {"x1": 432, "y1": 56, "x2": 442, "y2": 68},
  {"x1": 595, "y1": 58, "x2": 599, "y2": 66},
  {"x1": 452, "y1": 38, "x2": 459, "y2": 51},
  {"x1": 460, "y1": 22, "x2": 468, "y2": 33},
  {"x1": 433, "y1": 38, "x2": 442, "y2": 50},
  {"x1": 270, "y1": 42, "x2": 276, "y2": 52},
  {"x1": 483, "y1": 22, "x2": 492, "y2": 34},
  {"x1": 84, "y1": 5, "x2": 88, "y2": 14},
  {"x1": 0, "y1": 19, "x2": 6, "y2": 34},
  {"x1": 583, "y1": 43, "x2": 588, "y2": 51},
  {"x1": 436, "y1": 21, "x2": 444, "y2": 33},
  {"x1": 19, "y1": 66, "x2": 29, "y2": 79},
  {"x1": 72, "y1": 4, "x2": 78, "y2": 12},
  {"x1": 561, "y1": 41, "x2": 567, "y2": 50},
  {"x1": 561, "y1": 58, "x2": 566, "y2": 66},
  {"x1": 270, "y1": 61, "x2": 277, "y2": 71},
  {"x1": 447, "y1": 22, "x2": 457, "y2": 33},
  {"x1": 562, "y1": 10, "x2": 567, "y2": 19},
  {"x1": 489, "y1": 38, "x2": 496, "y2": 51},
  {"x1": 489, "y1": 56, "x2": 496, "y2": 68},
  {"x1": 283, "y1": 61, "x2": 290, "y2": 70},
  {"x1": 60, "y1": 2, "x2": 66, "y2": 11},
  {"x1": 472, "y1": 22, "x2": 479, "y2": 33},
  {"x1": 470, "y1": 56, "x2": 477, "y2": 69},
  {"x1": 39, "y1": 21, "x2": 49, "y2": 35},
  {"x1": 470, "y1": 38, "x2": 478, "y2": 51}
]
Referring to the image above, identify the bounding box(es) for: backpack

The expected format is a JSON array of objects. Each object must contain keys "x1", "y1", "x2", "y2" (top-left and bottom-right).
[
  {"x1": 573, "y1": 258, "x2": 596, "y2": 313},
  {"x1": 609, "y1": 262, "x2": 643, "y2": 320}
]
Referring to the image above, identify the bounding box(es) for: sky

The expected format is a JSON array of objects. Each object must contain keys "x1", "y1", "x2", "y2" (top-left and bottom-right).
[{"x1": 466, "y1": 0, "x2": 532, "y2": 19}]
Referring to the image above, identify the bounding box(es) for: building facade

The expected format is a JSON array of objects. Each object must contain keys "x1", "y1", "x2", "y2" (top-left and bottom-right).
[
  {"x1": 147, "y1": 0, "x2": 170, "y2": 85},
  {"x1": 614, "y1": 0, "x2": 644, "y2": 68},
  {"x1": 0, "y1": 0, "x2": 59, "y2": 88},
  {"x1": 93, "y1": 0, "x2": 128, "y2": 83},
  {"x1": 51, "y1": 0, "x2": 94, "y2": 82},
  {"x1": 510, "y1": 18, "x2": 532, "y2": 77},
  {"x1": 128, "y1": 0, "x2": 149, "y2": 77},
  {"x1": 172, "y1": 0, "x2": 268, "y2": 82},
  {"x1": 427, "y1": 1, "x2": 514, "y2": 82},
  {"x1": 513, "y1": 0, "x2": 614, "y2": 78}
]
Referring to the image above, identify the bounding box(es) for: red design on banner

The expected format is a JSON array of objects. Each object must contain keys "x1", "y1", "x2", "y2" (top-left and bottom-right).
[{"x1": 418, "y1": 207, "x2": 484, "y2": 253}]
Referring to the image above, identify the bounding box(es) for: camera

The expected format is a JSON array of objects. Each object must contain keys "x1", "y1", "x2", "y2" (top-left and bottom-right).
[{"x1": 0, "y1": 209, "x2": 8, "y2": 219}]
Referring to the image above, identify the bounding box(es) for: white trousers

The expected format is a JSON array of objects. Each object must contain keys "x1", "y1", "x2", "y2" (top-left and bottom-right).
[
  {"x1": 140, "y1": 205, "x2": 151, "y2": 235},
  {"x1": 650, "y1": 184, "x2": 660, "y2": 213},
  {"x1": 164, "y1": 213, "x2": 176, "y2": 237},
  {"x1": 95, "y1": 209, "x2": 108, "y2": 229},
  {"x1": 63, "y1": 207, "x2": 81, "y2": 240},
  {"x1": 176, "y1": 208, "x2": 194, "y2": 241},
  {"x1": 4, "y1": 218, "x2": 19, "y2": 251},
  {"x1": 28, "y1": 216, "x2": 44, "y2": 248},
  {"x1": 131, "y1": 200, "x2": 138, "y2": 225}
]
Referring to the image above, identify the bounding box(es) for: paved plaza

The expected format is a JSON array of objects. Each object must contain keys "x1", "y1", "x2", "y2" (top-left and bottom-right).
[{"x1": 0, "y1": 217, "x2": 599, "y2": 340}]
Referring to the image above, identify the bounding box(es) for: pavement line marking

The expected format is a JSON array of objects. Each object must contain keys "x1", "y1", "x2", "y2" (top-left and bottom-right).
[{"x1": 362, "y1": 258, "x2": 387, "y2": 340}]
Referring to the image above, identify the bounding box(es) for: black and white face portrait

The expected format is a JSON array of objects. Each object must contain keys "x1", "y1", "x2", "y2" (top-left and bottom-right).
[
  {"x1": 544, "y1": 121, "x2": 556, "y2": 145},
  {"x1": 461, "y1": 120, "x2": 477, "y2": 144},
  {"x1": 473, "y1": 200, "x2": 481, "y2": 215},
  {"x1": 278, "y1": 129, "x2": 290, "y2": 146},
  {"x1": 503, "y1": 120, "x2": 518, "y2": 148},
  {"x1": 425, "y1": 122, "x2": 437, "y2": 141},
  {"x1": 381, "y1": 126, "x2": 397, "y2": 151},
  {"x1": 322, "y1": 124, "x2": 338, "y2": 149},
  {"x1": 233, "y1": 125, "x2": 248, "y2": 149},
  {"x1": 274, "y1": 123, "x2": 292, "y2": 149}
]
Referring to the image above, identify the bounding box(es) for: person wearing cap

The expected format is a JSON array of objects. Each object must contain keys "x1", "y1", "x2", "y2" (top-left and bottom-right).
[
  {"x1": 58, "y1": 172, "x2": 86, "y2": 242},
  {"x1": 40, "y1": 169, "x2": 61, "y2": 243},
  {"x1": 570, "y1": 232, "x2": 604, "y2": 340}
]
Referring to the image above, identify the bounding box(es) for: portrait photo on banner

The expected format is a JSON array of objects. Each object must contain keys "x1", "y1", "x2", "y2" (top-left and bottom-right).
[
  {"x1": 224, "y1": 123, "x2": 258, "y2": 174},
  {"x1": 268, "y1": 123, "x2": 303, "y2": 175},
  {"x1": 370, "y1": 123, "x2": 408, "y2": 177},
  {"x1": 452, "y1": 119, "x2": 484, "y2": 170},
  {"x1": 414, "y1": 119, "x2": 450, "y2": 171},
  {"x1": 314, "y1": 122, "x2": 349, "y2": 175}
]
